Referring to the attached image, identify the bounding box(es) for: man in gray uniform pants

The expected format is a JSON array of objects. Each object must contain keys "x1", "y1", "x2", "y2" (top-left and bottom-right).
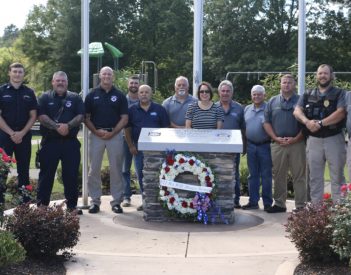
[
  {"x1": 264, "y1": 74, "x2": 306, "y2": 213},
  {"x1": 294, "y1": 64, "x2": 346, "y2": 202},
  {"x1": 162, "y1": 76, "x2": 196, "y2": 128}
]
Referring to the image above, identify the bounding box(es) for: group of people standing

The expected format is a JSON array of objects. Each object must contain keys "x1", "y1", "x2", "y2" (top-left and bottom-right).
[{"x1": 0, "y1": 62, "x2": 348, "y2": 216}]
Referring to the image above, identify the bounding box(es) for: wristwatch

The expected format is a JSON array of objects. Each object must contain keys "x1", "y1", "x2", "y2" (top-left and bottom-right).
[{"x1": 318, "y1": 120, "x2": 323, "y2": 127}]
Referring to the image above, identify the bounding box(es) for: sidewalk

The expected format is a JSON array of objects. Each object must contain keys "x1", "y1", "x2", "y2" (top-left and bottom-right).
[{"x1": 65, "y1": 195, "x2": 299, "y2": 275}]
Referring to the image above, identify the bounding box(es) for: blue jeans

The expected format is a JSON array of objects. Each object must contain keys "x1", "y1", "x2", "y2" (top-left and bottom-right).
[
  {"x1": 234, "y1": 154, "x2": 241, "y2": 204},
  {"x1": 246, "y1": 142, "x2": 273, "y2": 206},
  {"x1": 122, "y1": 140, "x2": 144, "y2": 200}
]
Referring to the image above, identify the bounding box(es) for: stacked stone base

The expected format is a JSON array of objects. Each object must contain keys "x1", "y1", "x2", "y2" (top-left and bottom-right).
[{"x1": 142, "y1": 151, "x2": 236, "y2": 224}]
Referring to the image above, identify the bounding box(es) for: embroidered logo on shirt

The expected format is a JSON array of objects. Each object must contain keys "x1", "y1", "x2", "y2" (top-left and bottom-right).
[
  {"x1": 150, "y1": 112, "x2": 157, "y2": 116},
  {"x1": 230, "y1": 112, "x2": 238, "y2": 116},
  {"x1": 23, "y1": 95, "x2": 31, "y2": 100},
  {"x1": 2, "y1": 95, "x2": 11, "y2": 98},
  {"x1": 65, "y1": 101, "x2": 72, "y2": 108},
  {"x1": 49, "y1": 102, "x2": 54, "y2": 105},
  {"x1": 93, "y1": 96, "x2": 99, "y2": 99},
  {"x1": 111, "y1": 96, "x2": 117, "y2": 102}
]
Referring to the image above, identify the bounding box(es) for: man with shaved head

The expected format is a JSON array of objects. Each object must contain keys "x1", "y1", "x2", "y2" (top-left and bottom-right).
[{"x1": 85, "y1": 66, "x2": 128, "y2": 214}]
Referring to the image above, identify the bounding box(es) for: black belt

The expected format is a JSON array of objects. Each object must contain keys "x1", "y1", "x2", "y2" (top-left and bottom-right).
[
  {"x1": 96, "y1": 127, "x2": 114, "y2": 132},
  {"x1": 247, "y1": 139, "x2": 271, "y2": 146}
]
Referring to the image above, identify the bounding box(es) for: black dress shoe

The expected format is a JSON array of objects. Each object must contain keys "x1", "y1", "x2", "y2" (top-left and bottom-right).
[
  {"x1": 242, "y1": 203, "x2": 259, "y2": 210},
  {"x1": 112, "y1": 204, "x2": 123, "y2": 214},
  {"x1": 264, "y1": 205, "x2": 272, "y2": 211},
  {"x1": 68, "y1": 207, "x2": 83, "y2": 215},
  {"x1": 266, "y1": 205, "x2": 287, "y2": 213},
  {"x1": 234, "y1": 202, "x2": 242, "y2": 209},
  {"x1": 88, "y1": 204, "x2": 100, "y2": 214}
]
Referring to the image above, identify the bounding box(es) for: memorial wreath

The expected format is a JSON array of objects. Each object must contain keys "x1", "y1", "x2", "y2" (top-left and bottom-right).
[{"x1": 159, "y1": 151, "x2": 216, "y2": 223}]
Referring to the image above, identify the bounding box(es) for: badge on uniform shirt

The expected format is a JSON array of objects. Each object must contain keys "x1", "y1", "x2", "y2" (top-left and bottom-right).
[
  {"x1": 23, "y1": 95, "x2": 31, "y2": 100},
  {"x1": 150, "y1": 112, "x2": 157, "y2": 116},
  {"x1": 65, "y1": 101, "x2": 72, "y2": 108},
  {"x1": 111, "y1": 96, "x2": 117, "y2": 102},
  {"x1": 324, "y1": 100, "x2": 330, "y2": 107}
]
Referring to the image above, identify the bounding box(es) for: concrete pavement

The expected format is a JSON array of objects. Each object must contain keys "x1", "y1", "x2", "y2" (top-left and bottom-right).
[{"x1": 65, "y1": 195, "x2": 299, "y2": 275}]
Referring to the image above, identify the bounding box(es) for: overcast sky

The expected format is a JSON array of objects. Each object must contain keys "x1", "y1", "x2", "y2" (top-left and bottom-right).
[{"x1": 0, "y1": 0, "x2": 47, "y2": 35}]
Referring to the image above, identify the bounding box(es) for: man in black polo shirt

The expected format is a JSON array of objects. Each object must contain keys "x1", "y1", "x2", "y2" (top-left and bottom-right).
[
  {"x1": 85, "y1": 66, "x2": 128, "y2": 214},
  {"x1": 0, "y1": 62, "x2": 37, "y2": 204},
  {"x1": 125, "y1": 84, "x2": 170, "y2": 210},
  {"x1": 37, "y1": 71, "x2": 84, "y2": 214}
]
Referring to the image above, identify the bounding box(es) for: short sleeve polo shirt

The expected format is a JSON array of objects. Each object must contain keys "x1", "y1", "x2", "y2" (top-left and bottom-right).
[
  {"x1": 128, "y1": 102, "x2": 170, "y2": 145},
  {"x1": 38, "y1": 90, "x2": 84, "y2": 137},
  {"x1": 85, "y1": 85, "x2": 128, "y2": 128},
  {"x1": 0, "y1": 83, "x2": 37, "y2": 130}
]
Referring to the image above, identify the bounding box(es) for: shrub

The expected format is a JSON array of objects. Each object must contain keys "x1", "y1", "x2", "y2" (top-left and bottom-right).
[
  {"x1": 285, "y1": 201, "x2": 339, "y2": 263},
  {"x1": 0, "y1": 230, "x2": 26, "y2": 267},
  {"x1": 5, "y1": 203, "x2": 80, "y2": 258},
  {"x1": 330, "y1": 184, "x2": 351, "y2": 261},
  {"x1": 239, "y1": 166, "x2": 249, "y2": 196}
]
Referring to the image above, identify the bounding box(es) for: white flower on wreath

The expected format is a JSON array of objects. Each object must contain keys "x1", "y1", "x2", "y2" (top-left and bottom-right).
[{"x1": 159, "y1": 153, "x2": 215, "y2": 216}]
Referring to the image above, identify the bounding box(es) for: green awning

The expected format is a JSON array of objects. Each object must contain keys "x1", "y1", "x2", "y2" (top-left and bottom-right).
[
  {"x1": 77, "y1": 42, "x2": 105, "y2": 57},
  {"x1": 104, "y1": 42, "x2": 123, "y2": 58}
]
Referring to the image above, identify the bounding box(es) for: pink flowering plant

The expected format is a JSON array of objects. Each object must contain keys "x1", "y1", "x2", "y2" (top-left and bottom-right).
[{"x1": 330, "y1": 183, "x2": 351, "y2": 264}]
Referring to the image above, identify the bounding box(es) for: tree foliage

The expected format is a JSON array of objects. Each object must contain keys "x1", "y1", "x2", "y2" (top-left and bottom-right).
[{"x1": 0, "y1": 0, "x2": 350, "y2": 101}]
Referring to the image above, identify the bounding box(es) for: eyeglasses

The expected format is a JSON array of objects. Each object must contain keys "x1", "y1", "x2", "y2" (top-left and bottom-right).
[{"x1": 199, "y1": 90, "x2": 210, "y2": 94}]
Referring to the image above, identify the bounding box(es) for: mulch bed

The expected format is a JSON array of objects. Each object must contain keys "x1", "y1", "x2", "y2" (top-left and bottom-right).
[
  {"x1": 295, "y1": 262, "x2": 351, "y2": 275},
  {"x1": 1, "y1": 257, "x2": 66, "y2": 275}
]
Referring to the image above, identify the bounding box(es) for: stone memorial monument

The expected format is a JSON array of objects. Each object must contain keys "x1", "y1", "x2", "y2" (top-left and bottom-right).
[{"x1": 138, "y1": 128, "x2": 243, "y2": 224}]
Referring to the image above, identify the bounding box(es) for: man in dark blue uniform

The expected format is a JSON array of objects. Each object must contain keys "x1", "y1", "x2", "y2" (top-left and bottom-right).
[
  {"x1": 0, "y1": 63, "x2": 37, "y2": 204},
  {"x1": 125, "y1": 84, "x2": 170, "y2": 210},
  {"x1": 37, "y1": 71, "x2": 84, "y2": 214}
]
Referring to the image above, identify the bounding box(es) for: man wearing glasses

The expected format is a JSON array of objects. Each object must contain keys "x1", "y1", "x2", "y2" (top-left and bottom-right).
[{"x1": 263, "y1": 74, "x2": 306, "y2": 213}]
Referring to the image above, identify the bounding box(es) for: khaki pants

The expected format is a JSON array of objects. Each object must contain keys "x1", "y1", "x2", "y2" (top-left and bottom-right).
[
  {"x1": 271, "y1": 141, "x2": 306, "y2": 208},
  {"x1": 87, "y1": 131, "x2": 125, "y2": 207}
]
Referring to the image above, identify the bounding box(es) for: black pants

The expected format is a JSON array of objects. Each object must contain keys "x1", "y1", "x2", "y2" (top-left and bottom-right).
[
  {"x1": 37, "y1": 137, "x2": 81, "y2": 209},
  {"x1": 0, "y1": 130, "x2": 32, "y2": 187}
]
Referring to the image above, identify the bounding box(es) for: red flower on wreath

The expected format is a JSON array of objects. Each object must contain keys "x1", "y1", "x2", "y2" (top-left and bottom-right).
[
  {"x1": 165, "y1": 166, "x2": 170, "y2": 173},
  {"x1": 206, "y1": 182, "x2": 212, "y2": 187},
  {"x1": 166, "y1": 156, "x2": 174, "y2": 165},
  {"x1": 188, "y1": 159, "x2": 195, "y2": 166},
  {"x1": 179, "y1": 158, "x2": 185, "y2": 164},
  {"x1": 189, "y1": 202, "x2": 194, "y2": 209},
  {"x1": 169, "y1": 197, "x2": 175, "y2": 204},
  {"x1": 181, "y1": 201, "x2": 188, "y2": 208},
  {"x1": 205, "y1": 175, "x2": 211, "y2": 182},
  {"x1": 165, "y1": 191, "x2": 170, "y2": 196}
]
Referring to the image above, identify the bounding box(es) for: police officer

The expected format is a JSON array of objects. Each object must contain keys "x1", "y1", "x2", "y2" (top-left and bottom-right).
[
  {"x1": 85, "y1": 66, "x2": 128, "y2": 214},
  {"x1": 37, "y1": 71, "x2": 84, "y2": 214},
  {"x1": 294, "y1": 64, "x2": 346, "y2": 202},
  {"x1": 0, "y1": 62, "x2": 37, "y2": 204}
]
